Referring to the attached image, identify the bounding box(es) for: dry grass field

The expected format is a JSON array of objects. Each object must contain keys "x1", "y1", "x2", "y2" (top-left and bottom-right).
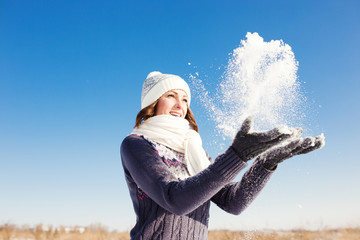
[
  {"x1": 208, "y1": 228, "x2": 360, "y2": 240},
  {"x1": 1, "y1": 223, "x2": 359, "y2": 240}
]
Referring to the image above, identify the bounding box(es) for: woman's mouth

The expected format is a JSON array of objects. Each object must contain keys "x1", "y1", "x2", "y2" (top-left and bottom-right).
[{"x1": 170, "y1": 112, "x2": 181, "y2": 117}]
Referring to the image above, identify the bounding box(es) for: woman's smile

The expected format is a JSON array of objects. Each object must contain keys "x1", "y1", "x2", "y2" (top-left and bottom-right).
[{"x1": 155, "y1": 89, "x2": 188, "y2": 118}]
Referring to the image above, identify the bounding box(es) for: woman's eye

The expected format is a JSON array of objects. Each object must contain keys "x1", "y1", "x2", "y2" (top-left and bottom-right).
[
  {"x1": 183, "y1": 99, "x2": 188, "y2": 103},
  {"x1": 167, "y1": 94, "x2": 175, "y2": 98}
]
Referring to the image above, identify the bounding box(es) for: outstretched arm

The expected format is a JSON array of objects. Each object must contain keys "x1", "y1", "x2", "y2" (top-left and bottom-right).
[
  {"x1": 121, "y1": 134, "x2": 247, "y2": 216},
  {"x1": 211, "y1": 160, "x2": 274, "y2": 215},
  {"x1": 212, "y1": 131, "x2": 325, "y2": 215}
]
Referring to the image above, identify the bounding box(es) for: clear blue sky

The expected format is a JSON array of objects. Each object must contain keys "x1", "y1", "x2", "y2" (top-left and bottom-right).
[{"x1": 1, "y1": 0, "x2": 359, "y2": 231}]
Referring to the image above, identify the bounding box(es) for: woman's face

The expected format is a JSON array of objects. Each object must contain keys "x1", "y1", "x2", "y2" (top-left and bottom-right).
[{"x1": 155, "y1": 89, "x2": 188, "y2": 118}]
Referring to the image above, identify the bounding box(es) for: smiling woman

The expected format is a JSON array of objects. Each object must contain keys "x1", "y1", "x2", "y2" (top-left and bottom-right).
[
  {"x1": 156, "y1": 89, "x2": 188, "y2": 118},
  {"x1": 134, "y1": 72, "x2": 198, "y2": 132},
  {"x1": 120, "y1": 71, "x2": 324, "y2": 240}
]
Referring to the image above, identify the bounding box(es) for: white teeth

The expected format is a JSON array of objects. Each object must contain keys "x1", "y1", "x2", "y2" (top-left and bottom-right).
[{"x1": 171, "y1": 112, "x2": 181, "y2": 117}]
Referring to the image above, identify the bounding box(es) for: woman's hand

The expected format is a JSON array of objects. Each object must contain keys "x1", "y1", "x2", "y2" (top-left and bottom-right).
[
  {"x1": 231, "y1": 117, "x2": 299, "y2": 162},
  {"x1": 257, "y1": 134, "x2": 325, "y2": 170}
]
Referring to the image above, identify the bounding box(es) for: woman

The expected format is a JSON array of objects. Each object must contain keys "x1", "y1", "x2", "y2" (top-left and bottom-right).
[{"x1": 120, "y1": 71, "x2": 325, "y2": 240}]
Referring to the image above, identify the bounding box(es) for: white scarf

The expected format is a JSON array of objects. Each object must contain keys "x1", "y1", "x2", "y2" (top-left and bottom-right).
[{"x1": 131, "y1": 115, "x2": 210, "y2": 176}]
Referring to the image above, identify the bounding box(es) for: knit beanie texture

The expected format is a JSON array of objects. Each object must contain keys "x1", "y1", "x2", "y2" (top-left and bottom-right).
[{"x1": 141, "y1": 71, "x2": 191, "y2": 109}]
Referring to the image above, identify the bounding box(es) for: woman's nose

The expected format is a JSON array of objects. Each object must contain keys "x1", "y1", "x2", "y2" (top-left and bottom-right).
[{"x1": 174, "y1": 98, "x2": 182, "y2": 109}]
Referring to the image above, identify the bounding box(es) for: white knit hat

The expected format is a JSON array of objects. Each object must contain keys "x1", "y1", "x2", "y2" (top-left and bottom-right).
[{"x1": 141, "y1": 71, "x2": 191, "y2": 109}]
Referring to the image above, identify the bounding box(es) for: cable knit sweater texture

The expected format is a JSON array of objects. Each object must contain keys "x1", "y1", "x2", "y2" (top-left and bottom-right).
[{"x1": 120, "y1": 134, "x2": 274, "y2": 240}]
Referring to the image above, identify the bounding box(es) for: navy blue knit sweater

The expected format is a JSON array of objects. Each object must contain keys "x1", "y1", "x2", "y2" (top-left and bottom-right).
[{"x1": 120, "y1": 134, "x2": 274, "y2": 240}]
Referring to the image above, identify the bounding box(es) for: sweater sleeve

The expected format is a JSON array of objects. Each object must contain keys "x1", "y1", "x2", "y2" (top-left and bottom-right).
[
  {"x1": 120, "y1": 134, "x2": 247, "y2": 216},
  {"x1": 211, "y1": 160, "x2": 275, "y2": 215}
]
